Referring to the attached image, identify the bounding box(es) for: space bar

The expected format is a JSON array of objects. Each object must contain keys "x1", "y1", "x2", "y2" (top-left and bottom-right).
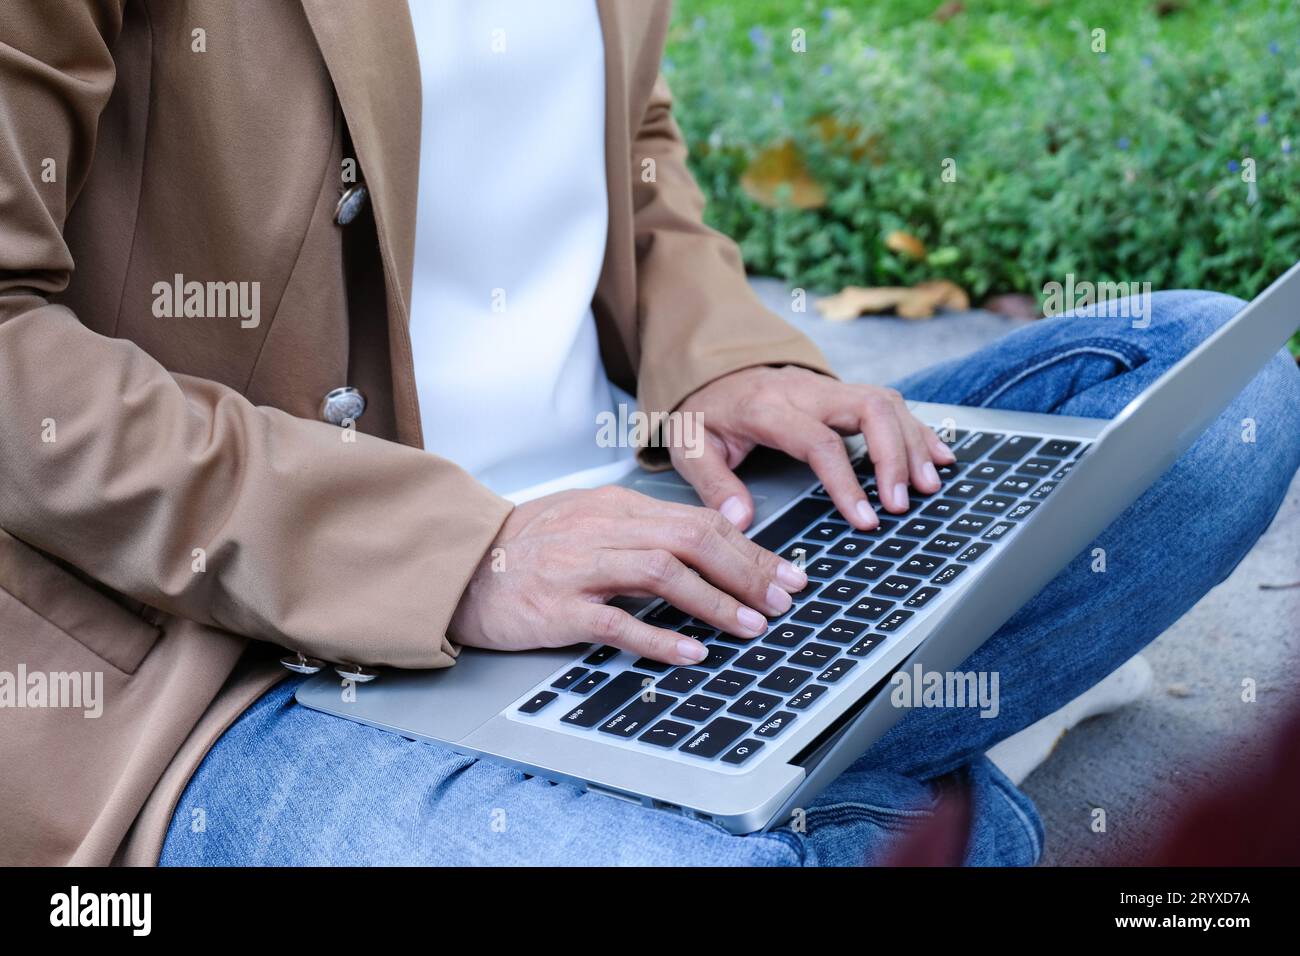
[
  {"x1": 560, "y1": 672, "x2": 648, "y2": 728},
  {"x1": 751, "y1": 496, "x2": 830, "y2": 552}
]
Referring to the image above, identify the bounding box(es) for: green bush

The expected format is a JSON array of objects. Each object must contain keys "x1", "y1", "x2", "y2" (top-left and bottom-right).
[{"x1": 666, "y1": 0, "x2": 1300, "y2": 354}]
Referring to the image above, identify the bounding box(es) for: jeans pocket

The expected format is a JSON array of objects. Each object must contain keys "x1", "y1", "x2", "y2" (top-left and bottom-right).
[{"x1": 962, "y1": 337, "x2": 1148, "y2": 411}]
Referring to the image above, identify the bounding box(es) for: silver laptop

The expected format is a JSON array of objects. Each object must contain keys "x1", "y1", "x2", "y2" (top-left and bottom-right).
[{"x1": 298, "y1": 263, "x2": 1300, "y2": 833}]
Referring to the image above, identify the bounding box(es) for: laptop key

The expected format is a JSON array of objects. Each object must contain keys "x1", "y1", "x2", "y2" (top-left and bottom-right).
[
  {"x1": 1039, "y1": 439, "x2": 1080, "y2": 458},
  {"x1": 948, "y1": 513, "x2": 992, "y2": 535},
  {"x1": 792, "y1": 601, "x2": 838, "y2": 626},
  {"x1": 573, "y1": 671, "x2": 610, "y2": 695},
  {"x1": 847, "y1": 635, "x2": 884, "y2": 657},
  {"x1": 734, "y1": 647, "x2": 785, "y2": 672},
  {"x1": 562, "y1": 671, "x2": 651, "y2": 728},
  {"x1": 583, "y1": 646, "x2": 619, "y2": 666},
  {"x1": 1016, "y1": 457, "x2": 1057, "y2": 478},
  {"x1": 639, "y1": 719, "x2": 693, "y2": 748},
  {"x1": 871, "y1": 537, "x2": 918, "y2": 560},
  {"x1": 956, "y1": 542, "x2": 992, "y2": 562},
  {"x1": 819, "y1": 578, "x2": 867, "y2": 603},
  {"x1": 729, "y1": 691, "x2": 783, "y2": 719},
  {"x1": 901, "y1": 553, "x2": 943, "y2": 576},
  {"x1": 657, "y1": 668, "x2": 708, "y2": 694},
  {"x1": 1029, "y1": 481, "x2": 1057, "y2": 500},
  {"x1": 787, "y1": 684, "x2": 828, "y2": 710},
  {"x1": 845, "y1": 557, "x2": 892, "y2": 581},
  {"x1": 552, "y1": 666, "x2": 588, "y2": 690},
  {"x1": 954, "y1": 431, "x2": 1004, "y2": 462},
  {"x1": 764, "y1": 623, "x2": 814, "y2": 648},
  {"x1": 779, "y1": 541, "x2": 823, "y2": 565},
  {"x1": 981, "y1": 521, "x2": 1015, "y2": 541},
  {"x1": 808, "y1": 521, "x2": 850, "y2": 542},
  {"x1": 931, "y1": 564, "x2": 967, "y2": 585},
  {"x1": 790, "y1": 642, "x2": 838, "y2": 669},
  {"x1": 920, "y1": 498, "x2": 964, "y2": 519},
  {"x1": 681, "y1": 717, "x2": 751, "y2": 759},
  {"x1": 672, "y1": 694, "x2": 727, "y2": 722},
  {"x1": 758, "y1": 666, "x2": 814, "y2": 694},
  {"x1": 971, "y1": 494, "x2": 1016, "y2": 515},
  {"x1": 751, "y1": 497, "x2": 834, "y2": 551},
  {"x1": 995, "y1": 476, "x2": 1037, "y2": 496},
  {"x1": 898, "y1": 518, "x2": 944, "y2": 538},
  {"x1": 633, "y1": 657, "x2": 672, "y2": 673},
  {"x1": 988, "y1": 435, "x2": 1040, "y2": 462},
  {"x1": 600, "y1": 693, "x2": 677, "y2": 738},
  {"x1": 721, "y1": 738, "x2": 766, "y2": 766},
  {"x1": 807, "y1": 557, "x2": 848, "y2": 579},
  {"x1": 967, "y1": 461, "x2": 1010, "y2": 482},
  {"x1": 755, "y1": 711, "x2": 798, "y2": 738},
  {"x1": 845, "y1": 596, "x2": 894, "y2": 620},
  {"x1": 876, "y1": 609, "x2": 914, "y2": 632},
  {"x1": 645, "y1": 604, "x2": 689, "y2": 628},
  {"x1": 702, "y1": 669, "x2": 756, "y2": 697},
  {"x1": 947, "y1": 479, "x2": 989, "y2": 500},
  {"x1": 818, "y1": 619, "x2": 867, "y2": 644},
  {"x1": 903, "y1": 586, "x2": 941, "y2": 609},
  {"x1": 1006, "y1": 501, "x2": 1038, "y2": 521},
  {"x1": 872, "y1": 575, "x2": 921, "y2": 599},
  {"x1": 828, "y1": 537, "x2": 874, "y2": 558},
  {"x1": 518, "y1": 691, "x2": 558, "y2": 715},
  {"x1": 818, "y1": 658, "x2": 858, "y2": 684},
  {"x1": 923, "y1": 533, "x2": 970, "y2": 556}
]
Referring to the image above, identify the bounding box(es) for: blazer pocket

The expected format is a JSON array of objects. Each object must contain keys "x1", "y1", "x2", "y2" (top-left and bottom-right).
[{"x1": 0, "y1": 530, "x2": 161, "y2": 675}]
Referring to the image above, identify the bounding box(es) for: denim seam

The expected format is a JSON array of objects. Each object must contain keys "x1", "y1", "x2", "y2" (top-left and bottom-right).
[
  {"x1": 964, "y1": 338, "x2": 1147, "y2": 408},
  {"x1": 987, "y1": 774, "x2": 1043, "y2": 865}
]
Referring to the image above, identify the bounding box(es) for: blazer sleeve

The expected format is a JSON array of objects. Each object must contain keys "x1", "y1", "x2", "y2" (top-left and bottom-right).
[
  {"x1": 0, "y1": 0, "x2": 512, "y2": 669},
  {"x1": 629, "y1": 73, "x2": 836, "y2": 423}
]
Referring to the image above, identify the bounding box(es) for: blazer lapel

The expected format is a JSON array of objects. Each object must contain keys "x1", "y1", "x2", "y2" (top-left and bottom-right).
[{"x1": 300, "y1": 0, "x2": 425, "y2": 443}]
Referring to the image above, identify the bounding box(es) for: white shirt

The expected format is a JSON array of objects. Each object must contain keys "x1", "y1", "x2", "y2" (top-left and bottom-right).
[{"x1": 406, "y1": 0, "x2": 634, "y2": 499}]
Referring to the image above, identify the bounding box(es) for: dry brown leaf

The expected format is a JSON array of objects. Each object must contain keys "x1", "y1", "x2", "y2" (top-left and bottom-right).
[
  {"x1": 885, "y1": 230, "x2": 928, "y2": 260},
  {"x1": 816, "y1": 286, "x2": 913, "y2": 322},
  {"x1": 983, "y1": 293, "x2": 1040, "y2": 320},
  {"x1": 933, "y1": 1, "x2": 965, "y2": 23},
  {"x1": 816, "y1": 279, "x2": 969, "y2": 322},
  {"x1": 740, "y1": 141, "x2": 826, "y2": 209},
  {"x1": 809, "y1": 116, "x2": 886, "y2": 166},
  {"x1": 897, "y1": 279, "x2": 970, "y2": 319}
]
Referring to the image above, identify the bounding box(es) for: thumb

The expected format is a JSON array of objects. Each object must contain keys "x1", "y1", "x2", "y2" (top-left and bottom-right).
[{"x1": 672, "y1": 434, "x2": 754, "y2": 530}]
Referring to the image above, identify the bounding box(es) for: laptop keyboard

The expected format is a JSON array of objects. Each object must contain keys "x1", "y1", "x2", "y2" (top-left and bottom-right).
[{"x1": 507, "y1": 428, "x2": 1089, "y2": 772}]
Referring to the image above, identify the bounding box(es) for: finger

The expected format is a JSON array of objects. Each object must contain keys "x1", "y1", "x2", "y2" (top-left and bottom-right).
[
  {"x1": 740, "y1": 403, "x2": 878, "y2": 531},
  {"x1": 859, "y1": 396, "x2": 912, "y2": 513},
  {"x1": 593, "y1": 548, "x2": 773, "y2": 641},
  {"x1": 609, "y1": 495, "x2": 808, "y2": 600},
  {"x1": 901, "y1": 417, "x2": 943, "y2": 496},
  {"x1": 575, "y1": 601, "x2": 708, "y2": 666},
  {"x1": 671, "y1": 435, "x2": 754, "y2": 529}
]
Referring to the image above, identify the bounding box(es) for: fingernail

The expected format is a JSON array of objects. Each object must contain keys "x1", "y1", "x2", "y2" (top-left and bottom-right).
[
  {"x1": 777, "y1": 560, "x2": 807, "y2": 589},
  {"x1": 892, "y1": 483, "x2": 908, "y2": 510},
  {"x1": 737, "y1": 606, "x2": 767, "y2": 635},
  {"x1": 676, "y1": 639, "x2": 707, "y2": 663},
  {"x1": 921, "y1": 461, "x2": 940, "y2": 489},
  {"x1": 720, "y1": 495, "x2": 747, "y2": 527},
  {"x1": 855, "y1": 499, "x2": 878, "y2": 528},
  {"x1": 765, "y1": 583, "x2": 793, "y2": 615}
]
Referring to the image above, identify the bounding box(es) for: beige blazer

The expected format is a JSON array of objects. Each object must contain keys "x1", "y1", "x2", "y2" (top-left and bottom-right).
[{"x1": 0, "y1": 0, "x2": 831, "y2": 864}]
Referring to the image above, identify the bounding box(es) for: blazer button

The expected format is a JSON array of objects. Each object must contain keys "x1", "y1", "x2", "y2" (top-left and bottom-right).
[
  {"x1": 320, "y1": 386, "x2": 366, "y2": 426},
  {"x1": 334, "y1": 184, "x2": 369, "y2": 225},
  {"x1": 280, "y1": 652, "x2": 327, "y2": 675}
]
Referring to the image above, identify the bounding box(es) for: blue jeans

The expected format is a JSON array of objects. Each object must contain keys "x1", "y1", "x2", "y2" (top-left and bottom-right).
[{"x1": 160, "y1": 291, "x2": 1300, "y2": 866}]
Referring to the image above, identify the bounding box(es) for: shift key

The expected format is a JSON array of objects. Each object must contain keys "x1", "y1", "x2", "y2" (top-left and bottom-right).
[{"x1": 562, "y1": 671, "x2": 651, "y2": 728}]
